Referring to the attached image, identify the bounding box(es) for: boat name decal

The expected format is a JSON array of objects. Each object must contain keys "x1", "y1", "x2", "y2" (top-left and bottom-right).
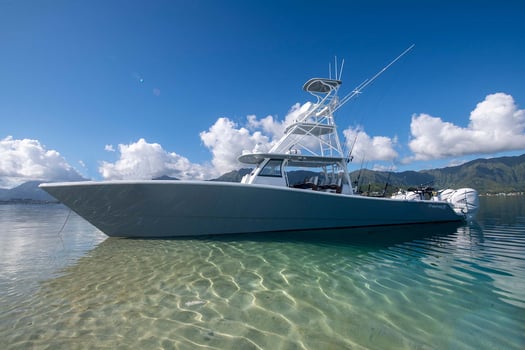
[{"x1": 428, "y1": 204, "x2": 448, "y2": 210}]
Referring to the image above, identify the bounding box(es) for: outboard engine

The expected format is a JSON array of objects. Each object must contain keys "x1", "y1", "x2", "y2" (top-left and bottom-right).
[
  {"x1": 393, "y1": 187, "x2": 480, "y2": 220},
  {"x1": 447, "y1": 188, "x2": 480, "y2": 219}
]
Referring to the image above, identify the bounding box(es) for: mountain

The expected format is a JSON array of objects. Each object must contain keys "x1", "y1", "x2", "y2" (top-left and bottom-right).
[
  {"x1": 0, "y1": 181, "x2": 58, "y2": 203},
  {"x1": 153, "y1": 175, "x2": 179, "y2": 180},
  {"x1": 211, "y1": 168, "x2": 252, "y2": 182},
  {"x1": 215, "y1": 154, "x2": 525, "y2": 194},
  {"x1": 350, "y1": 155, "x2": 525, "y2": 194},
  {"x1": 422, "y1": 155, "x2": 525, "y2": 193},
  {"x1": 0, "y1": 175, "x2": 88, "y2": 203}
]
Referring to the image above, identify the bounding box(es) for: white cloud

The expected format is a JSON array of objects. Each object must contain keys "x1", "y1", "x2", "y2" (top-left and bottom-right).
[
  {"x1": 98, "y1": 138, "x2": 216, "y2": 180},
  {"x1": 199, "y1": 117, "x2": 271, "y2": 174},
  {"x1": 0, "y1": 136, "x2": 82, "y2": 188},
  {"x1": 104, "y1": 144, "x2": 115, "y2": 152},
  {"x1": 200, "y1": 102, "x2": 320, "y2": 174},
  {"x1": 407, "y1": 93, "x2": 525, "y2": 161},
  {"x1": 371, "y1": 164, "x2": 398, "y2": 172},
  {"x1": 343, "y1": 127, "x2": 399, "y2": 162},
  {"x1": 247, "y1": 114, "x2": 283, "y2": 138}
]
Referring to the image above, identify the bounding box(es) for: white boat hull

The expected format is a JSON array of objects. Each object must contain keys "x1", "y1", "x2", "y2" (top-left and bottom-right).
[{"x1": 40, "y1": 181, "x2": 464, "y2": 238}]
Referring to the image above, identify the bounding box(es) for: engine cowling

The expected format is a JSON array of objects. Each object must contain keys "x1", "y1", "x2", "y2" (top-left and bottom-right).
[{"x1": 446, "y1": 188, "x2": 479, "y2": 219}]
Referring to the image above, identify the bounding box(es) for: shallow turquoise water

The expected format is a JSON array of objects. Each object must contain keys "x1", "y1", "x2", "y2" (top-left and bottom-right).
[{"x1": 1, "y1": 197, "x2": 524, "y2": 349}]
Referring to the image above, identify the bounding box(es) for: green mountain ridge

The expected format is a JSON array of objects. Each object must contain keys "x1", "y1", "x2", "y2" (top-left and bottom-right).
[{"x1": 216, "y1": 154, "x2": 525, "y2": 194}]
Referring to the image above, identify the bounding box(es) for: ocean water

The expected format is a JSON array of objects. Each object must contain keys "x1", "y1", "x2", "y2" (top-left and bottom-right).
[{"x1": 0, "y1": 197, "x2": 524, "y2": 349}]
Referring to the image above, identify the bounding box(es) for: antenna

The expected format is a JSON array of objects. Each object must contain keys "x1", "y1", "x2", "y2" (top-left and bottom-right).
[
  {"x1": 334, "y1": 56, "x2": 338, "y2": 81},
  {"x1": 329, "y1": 57, "x2": 346, "y2": 80},
  {"x1": 333, "y1": 44, "x2": 415, "y2": 113}
]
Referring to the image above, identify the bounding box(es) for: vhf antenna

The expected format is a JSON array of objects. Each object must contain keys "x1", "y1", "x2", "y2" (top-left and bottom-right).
[{"x1": 329, "y1": 56, "x2": 346, "y2": 80}]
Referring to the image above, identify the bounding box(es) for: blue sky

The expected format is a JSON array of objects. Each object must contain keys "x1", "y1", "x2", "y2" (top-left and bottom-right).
[{"x1": 1, "y1": 0, "x2": 524, "y2": 187}]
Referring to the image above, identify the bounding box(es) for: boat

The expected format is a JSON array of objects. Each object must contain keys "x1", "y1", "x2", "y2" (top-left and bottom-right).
[{"x1": 40, "y1": 48, "x2": 479, "y2": 238}]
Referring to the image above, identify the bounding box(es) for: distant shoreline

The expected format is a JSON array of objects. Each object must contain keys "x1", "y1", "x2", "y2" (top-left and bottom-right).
[
  {"x1": 480, "y1": 192, "x2": 524, "y2": 197},
  {"x1": 0, "y1": 199, "x2": 59, "y2": 205}
]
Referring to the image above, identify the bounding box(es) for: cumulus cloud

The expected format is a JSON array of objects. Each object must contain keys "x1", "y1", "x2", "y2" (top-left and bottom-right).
[
  {"x1": 199, "y1": 117, "x2": 271, "y2": 174},
  {"x1": 343, "y1": 127, "x2": 399, "y2": 162},
  {"x1": 199, "y1": 103, "x2": 312, "y2": 174},
  {"x1": 0, "y1": 136, "x2": 82, "y2": 188},
  {"x1": 99, "y1": 138, "x2": 216, "y2": 180},
  {"x1": 407, "y1": 93, "x2": 525, "y2": 161},
  {"x1": 247, "y1": 114, "x2": 283, "y2": 138}
]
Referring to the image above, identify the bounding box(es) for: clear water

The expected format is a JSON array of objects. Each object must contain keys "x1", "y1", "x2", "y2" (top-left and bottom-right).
[{"x1": 1, "y1": 197, "x2": 524, "y2": 349}]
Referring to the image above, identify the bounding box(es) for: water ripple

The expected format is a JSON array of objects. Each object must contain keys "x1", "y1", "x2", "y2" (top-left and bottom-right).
[{"x1": 1, "y1": 202, "x2": 525, "y2": 349}]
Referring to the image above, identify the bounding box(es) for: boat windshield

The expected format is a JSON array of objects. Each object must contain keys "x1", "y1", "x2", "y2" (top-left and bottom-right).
[{"x1": 259, "y1": 159, "x2": 283, "y2": 177}]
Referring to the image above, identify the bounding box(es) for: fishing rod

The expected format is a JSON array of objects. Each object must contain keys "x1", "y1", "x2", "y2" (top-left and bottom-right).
[
  {"x1": 332, "y1": 44, "x2": 415, "y2": 114},
  {"x1": 353, "y1": 156, "x2": 367, "y2": 193},
  {"x1": 382, "y1": 169, "x2": 393, "y2": 197},
  {"x1": 346, "y1": 126, "x2": 361, "y2": 162}
]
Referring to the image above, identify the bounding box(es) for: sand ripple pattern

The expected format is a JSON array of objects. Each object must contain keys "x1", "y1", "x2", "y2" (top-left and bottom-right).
[{"x1": 1, "y1": 222, "x2": 524, "y2": 349}]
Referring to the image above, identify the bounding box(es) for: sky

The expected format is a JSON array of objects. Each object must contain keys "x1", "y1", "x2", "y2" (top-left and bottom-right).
[{"x1": 1, "y1": 0, "x2": 524, "y2": 188}]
